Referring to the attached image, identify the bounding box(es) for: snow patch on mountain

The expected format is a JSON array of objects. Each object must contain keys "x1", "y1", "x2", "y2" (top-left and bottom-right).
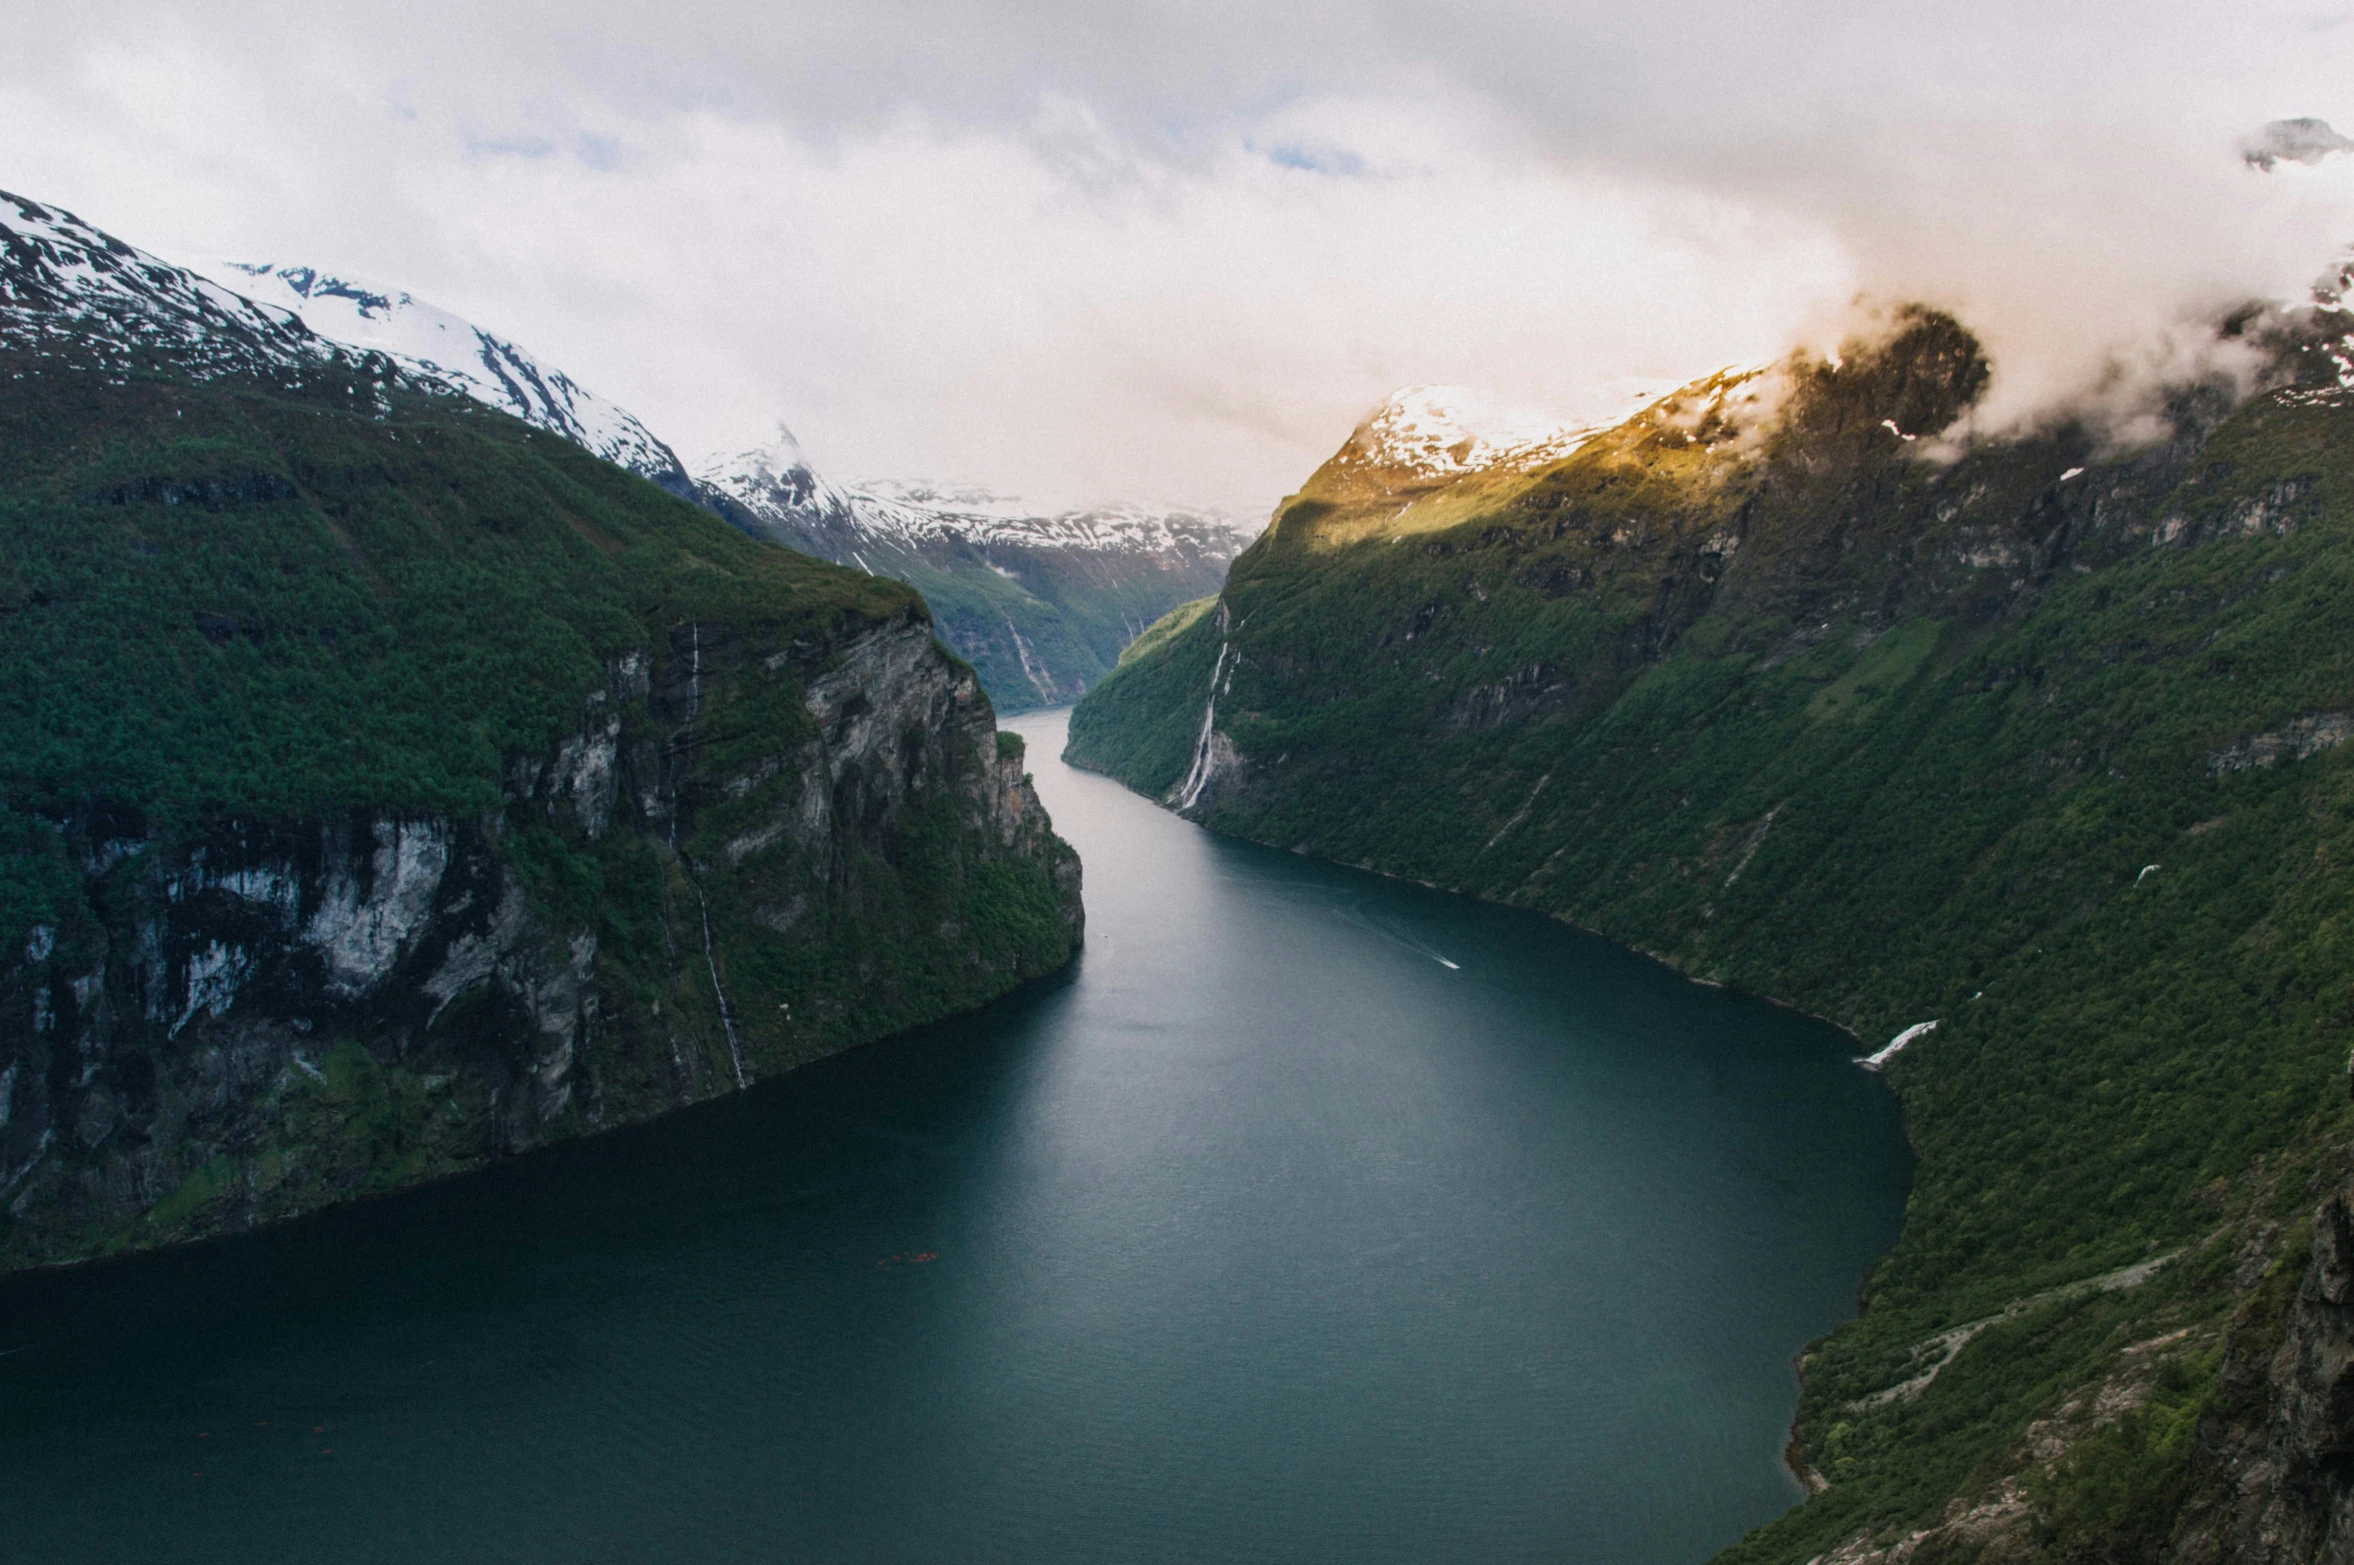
[
  {"x1": 695, "y1": 424, "x2": 863, "y2": 536},
  {"x1": 696, "y1": 436, "x2": 1255, "y2": 565},
  {"x1": 850, "y1": 480, "x2": 1254, "y2": 561},
  {"x1": 0, "y1": 190, "x2": 389, "y2": 388},
  {"x1": 201, "y1": 262, "x2": 692, "y2": 490},
  {"x1": 1352, "y1": 379, "x2": 1682, "y2": 479}
]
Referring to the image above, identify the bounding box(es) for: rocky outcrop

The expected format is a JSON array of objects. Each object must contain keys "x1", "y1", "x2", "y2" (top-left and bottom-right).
[
  {"x1": 2163, "y1": 1189, "x2": 2354, "y2": 1564},
  {"x1": 0, "y1": 605, "x2": 1080, "y2": 1271}
]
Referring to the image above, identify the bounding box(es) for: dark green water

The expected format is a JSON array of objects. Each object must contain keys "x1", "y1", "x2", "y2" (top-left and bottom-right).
[{"x1": 0, "y1": 709, "x2": 1908, "y2": 1565}]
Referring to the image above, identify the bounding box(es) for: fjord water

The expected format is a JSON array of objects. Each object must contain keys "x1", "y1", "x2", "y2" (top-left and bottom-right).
[{"x1": 1, "y1": 709, "x2": 1907, "y2": 1565}]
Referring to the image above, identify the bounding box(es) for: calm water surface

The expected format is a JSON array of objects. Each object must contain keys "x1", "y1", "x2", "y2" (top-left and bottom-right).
[{"x1": 1, "y1": 709, "x2": 1909, "y2": 1565}]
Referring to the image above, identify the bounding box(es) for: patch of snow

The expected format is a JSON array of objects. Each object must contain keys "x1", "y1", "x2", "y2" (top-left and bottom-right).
[
  {"x1": 696, "y1": 433, "x2": 1257, "y2": 569},
  {"x1": 0, "y1": 188, "x2": 386, "y2": 387},
  {"x1": 202, "y1": 261, "x2": 691, "y2": 486},
  {"x1": 1861, "y1": 1019, "x2": 1938, "y2": 1070},
  {"x1": 1351, "y1": 379, "x2": 1677, "y2": 479}
]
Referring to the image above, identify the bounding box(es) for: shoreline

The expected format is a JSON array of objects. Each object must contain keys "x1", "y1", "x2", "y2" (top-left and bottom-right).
[{"x1": 1075, "y1": 750, "x2": 1915, "y2": 1505}]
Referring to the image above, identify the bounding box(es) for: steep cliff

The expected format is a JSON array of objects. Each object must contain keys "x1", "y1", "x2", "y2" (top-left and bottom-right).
[
  {"x1": 1070, "y1": 300, "x2": 2354, "y2": 1559},
  {"x1": 0, "y1": 192, "x2": 1081, "y2": 1272},
  {"x1": 2183, "y1": 1181, "x2": 2354, "y2": 1564}
]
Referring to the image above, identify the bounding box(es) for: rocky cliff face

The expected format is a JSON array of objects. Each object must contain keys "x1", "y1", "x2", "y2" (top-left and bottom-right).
[
  {"x1": 0, "y1": 602, "x2": 1078, "y2": 1270},
  {"x1": 2168, "y1": 1185, "x2": 2354, "y2": 1564},
  {"x1": 1797, "y1": 1173, "x2": 2354, "y2": 1565}
]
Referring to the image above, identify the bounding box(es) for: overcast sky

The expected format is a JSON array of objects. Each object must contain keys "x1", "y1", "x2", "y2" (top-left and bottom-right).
[{"x1": 6, "y1": 3, "x2": 2354, "y2": 514}]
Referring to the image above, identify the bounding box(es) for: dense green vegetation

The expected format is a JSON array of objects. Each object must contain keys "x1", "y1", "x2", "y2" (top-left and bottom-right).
[
  {"x1": 1070, "y1": 312, "x2": 2354, "y2": 1558},
  {"x1": 878, "y1": 539, "x2": 1230, "y2": 711},
  {"x1": 0, "y1": 358, "x2": 905, "y2": 831},
  {"x1": 0, "y1": 339, "x2": 1081, "y2": 1269},
  {"x1": 1062, "y1": 595, "x2": 1226, "y2": 793}
]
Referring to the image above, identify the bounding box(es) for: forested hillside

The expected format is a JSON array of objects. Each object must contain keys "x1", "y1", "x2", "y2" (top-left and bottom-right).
[
  {"x1": 0, "y1": 190, "x2": 1083, "y2": 1271},
  {"x1": 1070, "y1": 303, "x2": 2354, "y2": 1560}
]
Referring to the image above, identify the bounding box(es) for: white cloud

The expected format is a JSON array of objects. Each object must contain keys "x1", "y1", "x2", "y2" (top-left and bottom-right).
[{"x1": 3, "y1": 3, "x2": 2353, "y2": 512}]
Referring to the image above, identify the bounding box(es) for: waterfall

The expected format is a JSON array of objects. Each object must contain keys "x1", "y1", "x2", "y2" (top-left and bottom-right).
[
  {"x1": 671, "y1": 623, "x2": 739, "y2": 1091},
  {"x1": 1004, "y1": 615, "x2": 1053, "y2": 701},
  {"x1": 1174, "y1": 641, "x2": 1236, "y2": 811},
  {"x1": 689, "y1": 877, "x2": 748, "y2": 1089}
]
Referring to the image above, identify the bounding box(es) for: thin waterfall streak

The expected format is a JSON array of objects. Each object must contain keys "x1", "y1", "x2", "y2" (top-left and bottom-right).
[{"x1": 691, "y1": 877, "x2": 748, "y2": 1089}]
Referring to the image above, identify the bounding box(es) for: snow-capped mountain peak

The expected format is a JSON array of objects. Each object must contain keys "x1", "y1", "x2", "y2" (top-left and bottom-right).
[
  {"x1": 1355, "y1": 386, "x2": 1563, "y2": 476},
  {"x1": 696, "y1": 434, "x2": 1256, "y2": 564},
  {"x1": 0, "y1": 181, "x2": 1246, "y2": 716},
  {"x1": 0, "y1": 191, "x2": 385, "y2": 387},
  {"x1": 1349, "y1": 380, "x2": 1681, "y2": 479},
  {"x1": 203, "y1": 261, "x2": 693, "y2": 492},
  {"x1": 694, "y1": 424, "x2": 861, "y2": 531}
]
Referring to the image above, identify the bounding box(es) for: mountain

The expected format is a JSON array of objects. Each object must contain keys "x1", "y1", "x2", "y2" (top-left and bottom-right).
[
  {"x1": 0, "y1": 188, "x2": 1081, "y2": 1271},
  {"x1": 0, "y1": 193, "x2": 385, "y2": 388},
  {"x1": 198, "y1": 262, "x2": 1256, "y2": 710},
  {"x1": 205, "y1": 261, "x2": 700, "y2": 498},
  {"x1": 1335, "y1": 380, "x2": 1682, "y2": 482},
  {"x1": 1071, "y1": 295, "x2": 2354, "y2": 1559},
  {"x1": 700, "y1": 435, "x2": 1255, "y2": 709}
]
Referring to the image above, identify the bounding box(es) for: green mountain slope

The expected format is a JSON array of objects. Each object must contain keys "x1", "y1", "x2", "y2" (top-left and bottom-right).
[
  {"x1": 861, "y1": 525, "x2": 1235, "y2": 711},
  {"x1": 696, "y1": 447, "x2": 1250, "y2": 711},
  {"x1": 1069, "y1": 306, "x2": 2354, "y2": 1559},
  {"x1": 0, "y1": 191, "x2": 1082, "y2": 1270}
]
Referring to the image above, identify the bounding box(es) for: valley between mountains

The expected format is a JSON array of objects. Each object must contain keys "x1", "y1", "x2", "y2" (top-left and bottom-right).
[
  {"x1": 1073, "y1": 296, "x2": 2354, "y2": 1559},
  {"x1": 10, "y1": 128, "x2": 2354, "y2": 1565},
  {"x1": 213, "y1": 261, "x2": 1256, "y2": 713}
]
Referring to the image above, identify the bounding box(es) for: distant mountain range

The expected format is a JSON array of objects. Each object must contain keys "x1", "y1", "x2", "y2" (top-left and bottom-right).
[
  {"x1": 205, "y1": 260, "x2": 1255, "y2": 710},
  {"x1": 697, "y1": 438, "x2": 1250, "y2": 708}
]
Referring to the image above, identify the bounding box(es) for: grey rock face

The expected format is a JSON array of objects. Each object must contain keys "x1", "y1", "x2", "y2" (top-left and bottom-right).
[
  {"x1": 2179, "y1": 1191, "x2": 2354, "y2": 1564},
  {"x1": 0, "y1": 606, "x2": 1079, "y2": 1270}
]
